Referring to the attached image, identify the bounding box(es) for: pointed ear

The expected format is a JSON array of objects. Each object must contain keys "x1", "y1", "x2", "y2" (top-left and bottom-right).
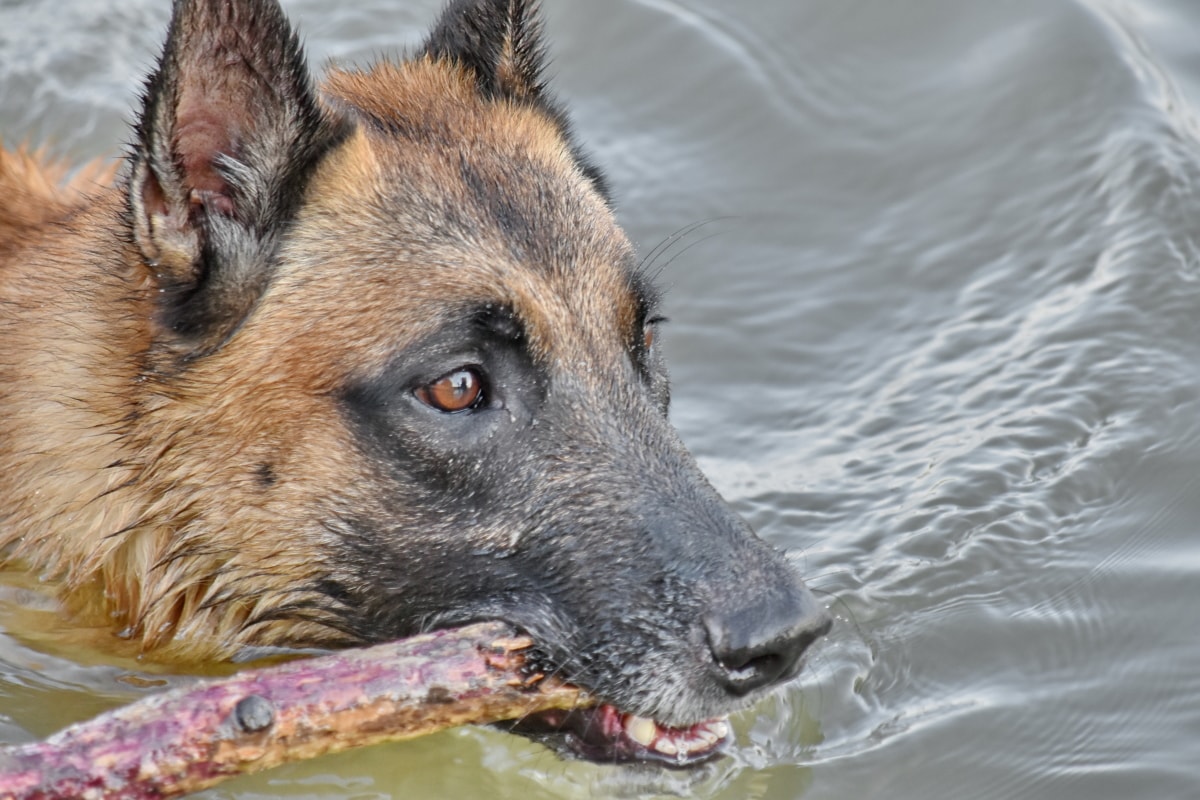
[
  {"x1": 420, "y1": 0, "x2": 548, "y2": 101},
  {"x1": 130, "y1": 0, "x2": 350, "y2": 357},
  {"x1": 420, "y1": 0, "x2": 613, "y2": 203}
]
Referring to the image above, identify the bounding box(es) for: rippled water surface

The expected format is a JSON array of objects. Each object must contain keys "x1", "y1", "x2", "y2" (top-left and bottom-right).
[{"x1": 4, "y1": 0, "x2": 1200, "y2": 797}]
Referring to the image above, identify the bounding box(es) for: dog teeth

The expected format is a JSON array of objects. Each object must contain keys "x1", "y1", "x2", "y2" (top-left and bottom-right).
[
  {"x1": 653, "y1": 738, "x2": 679, "y2": 756},
  {"x1": 624, "y1": 713, "x2": 731, "y2": 759},
  {"x1": 625, "y1": 715, "x2": 657, "y2": 747}
]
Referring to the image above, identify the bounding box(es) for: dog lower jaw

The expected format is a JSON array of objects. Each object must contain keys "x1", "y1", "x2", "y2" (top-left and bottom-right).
[{"x1": 509, "y1": 703, "x2": 731, "y2": 767}]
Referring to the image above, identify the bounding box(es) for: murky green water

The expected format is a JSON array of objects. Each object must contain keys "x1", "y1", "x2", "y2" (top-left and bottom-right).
[{"x1": 4, "y1": 0, "x2": 1200, "y2": 797}]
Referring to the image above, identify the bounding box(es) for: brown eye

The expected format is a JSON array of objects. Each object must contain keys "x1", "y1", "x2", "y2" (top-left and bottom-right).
[{"x1": 415, "y1": 368, "x2": 484, "y2": 413}]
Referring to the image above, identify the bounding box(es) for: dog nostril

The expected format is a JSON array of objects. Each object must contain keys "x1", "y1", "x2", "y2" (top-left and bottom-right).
[
  {"x1": 704, "y1": 593, "x2": 831, "y2": 697},
  {"x1": 718, "y1": 651, "x2": 784, "y2": 690}
]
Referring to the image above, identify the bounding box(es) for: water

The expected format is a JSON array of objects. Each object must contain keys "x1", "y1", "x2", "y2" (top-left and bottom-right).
[{"x1": 3, "y1": 0, "x2": 1200, "y2": 797}]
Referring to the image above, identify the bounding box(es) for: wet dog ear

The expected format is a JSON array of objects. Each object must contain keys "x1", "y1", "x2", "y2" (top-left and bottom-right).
[
  {"x1": 419, "y1": 0, "x2": 612, "y2": 202},
  {"x1": 420, "y1": 0, "x2": 548, "y2": 102},
  {"x1": 130, "y1": 0, "x2": 349, "y2": 358}
]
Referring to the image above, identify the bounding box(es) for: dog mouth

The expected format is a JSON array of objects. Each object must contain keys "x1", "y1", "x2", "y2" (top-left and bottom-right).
[{"x1": 507, "y1": 703, "x2": 731, "y2": 767}]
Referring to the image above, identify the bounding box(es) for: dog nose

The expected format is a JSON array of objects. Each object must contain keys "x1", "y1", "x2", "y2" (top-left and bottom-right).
[{"x1": 704, "y1": 589, "x2": 831, "y2": 697}]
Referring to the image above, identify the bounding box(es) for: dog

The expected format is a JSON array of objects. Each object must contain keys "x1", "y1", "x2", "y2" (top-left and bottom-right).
[{"x1": 0, "y1": 0, "x2": 830, "y2": 764}]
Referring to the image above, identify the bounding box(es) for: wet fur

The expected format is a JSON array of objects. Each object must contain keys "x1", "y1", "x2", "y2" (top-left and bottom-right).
[{"x1": 0, "y1": 0, "x2": 824, "y2": 727}]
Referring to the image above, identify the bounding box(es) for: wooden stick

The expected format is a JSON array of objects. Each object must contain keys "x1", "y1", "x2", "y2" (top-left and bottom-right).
[{"x1": 0, "y1": 622, "x2": 587, "y2": 800}]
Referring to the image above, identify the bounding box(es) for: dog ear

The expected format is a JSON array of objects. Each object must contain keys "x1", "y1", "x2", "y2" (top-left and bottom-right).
[
  {"x1": 130, "y1": 0, "x2": 349, "y2": 357},
  {"x1": 420, "y1": 0, "x2": 548, "y2": 101},
  {"x1": 419, "y1": 0, "x2": 612, "y2": 201}
]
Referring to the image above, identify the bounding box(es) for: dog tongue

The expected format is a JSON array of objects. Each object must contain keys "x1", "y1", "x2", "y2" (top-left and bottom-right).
[{"x1": 512, "y1": 703, "x2": 731, "y2": 766}]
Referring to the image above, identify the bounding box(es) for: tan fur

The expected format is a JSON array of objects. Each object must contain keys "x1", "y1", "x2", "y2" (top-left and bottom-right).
[
  {"x1": 0, "y1": 147, "x2": 118, "y2": 251},
  {"x1": 0, "y1": 56, "x2": 635, "y2": 662}
]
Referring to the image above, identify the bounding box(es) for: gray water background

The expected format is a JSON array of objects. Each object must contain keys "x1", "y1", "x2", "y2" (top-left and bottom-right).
[{"x1": 2, "y1": 0, "x2": 1200, "y2": 798}]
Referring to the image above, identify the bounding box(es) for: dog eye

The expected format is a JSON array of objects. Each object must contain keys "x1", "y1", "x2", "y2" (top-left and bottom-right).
[
  {"x1": 643, "y1": 316, "x2": 667, "y2": 351},
  {"x1": 415, "y1": 368, "x2": 485, "y2": 413}
]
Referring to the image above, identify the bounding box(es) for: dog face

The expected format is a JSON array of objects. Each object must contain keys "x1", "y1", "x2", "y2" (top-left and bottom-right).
[{"x1": 2, "y1": 0, "x2": 829, "y2": 764}]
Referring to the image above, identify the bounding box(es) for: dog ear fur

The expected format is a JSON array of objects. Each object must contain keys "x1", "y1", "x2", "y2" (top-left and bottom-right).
[
  {"x1": 129, "y1": 0, "x2": 349, "y2": 358},
  {"x1": 420, "y1": 0, "x2": 548, "y2": 102},
  {"x1": 420, "y1": 0, "x2": 612, "y2": 202}
]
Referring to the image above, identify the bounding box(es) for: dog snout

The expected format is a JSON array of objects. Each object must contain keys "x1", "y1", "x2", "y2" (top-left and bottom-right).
[{"x1": 703, "y1": 586, "x2": 831, "y2": 697}]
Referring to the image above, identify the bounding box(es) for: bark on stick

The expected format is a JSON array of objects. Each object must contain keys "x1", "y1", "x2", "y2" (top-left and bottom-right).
[{"x1": 0, "y1": 622, "x2": 585, "y2": 799}]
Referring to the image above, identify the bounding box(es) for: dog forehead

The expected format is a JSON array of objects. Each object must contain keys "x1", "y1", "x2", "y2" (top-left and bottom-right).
[
  {"x1": 265, "y1": 66, "x2": 642, "y2": 372},
  {"x1": 315, "y1": 60, "x2": 608, "y2": 254}
]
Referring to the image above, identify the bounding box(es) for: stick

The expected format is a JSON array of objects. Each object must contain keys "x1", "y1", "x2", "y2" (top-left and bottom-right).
[{"x1": 0, "y1": 622, "x2": 586, "y2": 800}]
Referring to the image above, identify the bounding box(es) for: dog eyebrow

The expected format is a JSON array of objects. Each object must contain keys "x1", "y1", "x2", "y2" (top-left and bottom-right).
[{"x1": 471, "y1": 304, "x2": 524, "y2": 342}]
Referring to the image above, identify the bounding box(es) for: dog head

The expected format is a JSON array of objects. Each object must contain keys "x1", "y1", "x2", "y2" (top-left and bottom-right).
[{"x1": 122, "y1": 0, "x2": 830, "y2": 764}]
